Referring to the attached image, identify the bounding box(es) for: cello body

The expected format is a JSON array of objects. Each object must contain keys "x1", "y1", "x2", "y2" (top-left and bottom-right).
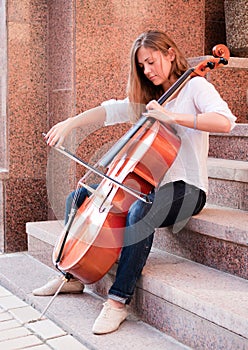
[{"x1": 53, "y1": 119, "x2": 180, "y2": 284}]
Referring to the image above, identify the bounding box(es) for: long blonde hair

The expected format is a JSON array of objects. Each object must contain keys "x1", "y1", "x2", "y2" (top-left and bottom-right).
[{"x1": 127, "y1": 30, "x2": 189, "y2": 120}]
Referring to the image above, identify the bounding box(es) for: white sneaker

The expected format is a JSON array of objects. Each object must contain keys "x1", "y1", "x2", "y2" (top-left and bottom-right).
[
  {"x1": 32, "y1": 275, "x2": 84, "y2": 296},
  {"x1": 92, "y1": 302, "x2": 128, "y2": 334}
]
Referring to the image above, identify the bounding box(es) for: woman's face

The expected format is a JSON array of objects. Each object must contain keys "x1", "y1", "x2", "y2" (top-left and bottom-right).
[{"x1": 137, "y1": 46, "x2": 175, "y2": 90}]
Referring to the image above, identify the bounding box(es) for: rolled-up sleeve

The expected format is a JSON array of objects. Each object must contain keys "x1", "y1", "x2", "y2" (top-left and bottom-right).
[
  {"x1": 191, "y1": 77, "x2": 237, "y2": 130},
  {"x1": 101, "y1": 98, "x2": 131, "y2": 125}
]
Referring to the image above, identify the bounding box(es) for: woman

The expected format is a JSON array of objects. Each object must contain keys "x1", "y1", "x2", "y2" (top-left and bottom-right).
[{"x1": 33, "y1": 30, "x2": 236, "y2": 334}]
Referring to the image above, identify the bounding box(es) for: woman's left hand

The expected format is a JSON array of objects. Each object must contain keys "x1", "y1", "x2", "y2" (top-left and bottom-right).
[
  {"x1": 146, "y1": 100, "x2": 233, "y2": 133},
  {"x1": 145, "y1": 100, "x2": 175, "y2": 124}
]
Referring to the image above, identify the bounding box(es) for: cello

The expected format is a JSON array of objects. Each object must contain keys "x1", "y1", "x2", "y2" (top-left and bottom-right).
[{"x1": 49, "y1": 44, "x2": 230, "y2": 285}]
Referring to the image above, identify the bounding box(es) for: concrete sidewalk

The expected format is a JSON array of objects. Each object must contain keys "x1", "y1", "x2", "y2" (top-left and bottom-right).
[
  {"x1": 0, "y1": 284, "x2": 88, "y2": 350},
  {"x1": 0, "y1": 252, "x2": 192, "y2": 350}
]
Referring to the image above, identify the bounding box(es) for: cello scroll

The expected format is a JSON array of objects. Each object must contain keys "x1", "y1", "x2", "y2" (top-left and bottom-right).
[{"x1": 192, "y1": 44, "x2": 230, "y2": 77}]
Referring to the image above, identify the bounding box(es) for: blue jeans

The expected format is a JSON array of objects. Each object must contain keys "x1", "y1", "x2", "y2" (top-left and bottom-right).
[{"x1": 65, "y1": 181, "x2": 206, "y2": 304}]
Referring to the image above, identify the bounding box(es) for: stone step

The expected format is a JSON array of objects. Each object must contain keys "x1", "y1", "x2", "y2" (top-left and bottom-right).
[
  {"x1": 207, "y1": 157, "x2": 248, "y2": 210},
  {"x1": 0, "y1": 252, "x2": 191, "y2": 350},
  {"x1": 27, "y1": 220, "x2": 63, "y2": 269},
  {"x1": 209, "y1": 123, "x2": 248, "y2": 161},
  {"x1": 153, "y1": 204, "x2": 248, "y2": 279},
  {"x1": 27, "y1": 200, "x2": 248, "y2": 281},
  {"x1": 0, "y1": 251, "x2": 247, "y2": 350}
]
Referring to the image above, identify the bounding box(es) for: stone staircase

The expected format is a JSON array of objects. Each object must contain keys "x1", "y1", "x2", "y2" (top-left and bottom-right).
[{"x1": 24, "y1": 126, "x2": 248, "y2": 350}]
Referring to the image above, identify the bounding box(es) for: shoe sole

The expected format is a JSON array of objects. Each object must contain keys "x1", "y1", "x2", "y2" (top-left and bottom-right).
[{"x1": 33, "y1": 289, "x2": 84, "y2": 296}]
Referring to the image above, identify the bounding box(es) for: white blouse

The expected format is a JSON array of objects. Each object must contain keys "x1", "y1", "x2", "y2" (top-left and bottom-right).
[{"x1": 101, "y1": 77, "x2": 236, "y2": 193}]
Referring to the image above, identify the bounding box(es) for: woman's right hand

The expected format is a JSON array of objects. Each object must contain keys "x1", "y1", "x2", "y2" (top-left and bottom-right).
[
  {"x1": 44, "y1": 117, "x2": 73, "y2": 147},
  {"x1": 44, "y1": 106, "x2": 106, "y2": 147}
]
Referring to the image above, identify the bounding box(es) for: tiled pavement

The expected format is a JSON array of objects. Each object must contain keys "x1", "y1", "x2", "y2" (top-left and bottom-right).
[{"x1": 0, "y1": 285, "x2": 88, "y2": 350}]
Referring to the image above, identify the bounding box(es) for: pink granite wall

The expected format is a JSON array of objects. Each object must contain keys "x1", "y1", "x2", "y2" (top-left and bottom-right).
[
  {"x1": 224, "y1": 0, "x2": 248, "y2": 57},
  {"x1": 75, "y1": 0, "x2": 206, "y2": 114},
  {"x1": 45, "y1": 1, "x2": 77, "y2": 221},
  {"x1": 0, "y1": 0, "x2": 7, "y2": 171},
  {"x1": 0, "y1": 0, "x2": 7, "y2": 251},
  {"x1": 205, "y1": 0, "x2": 226, "y2": 54},
  {"x1": 5, "y1": 0, "x2": 49, "y2": 251}
]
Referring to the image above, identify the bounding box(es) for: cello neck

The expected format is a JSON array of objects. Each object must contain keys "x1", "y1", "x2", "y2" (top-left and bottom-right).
[{"x1": 157, "y1": 67, "x2": 194, "y2": 105}]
